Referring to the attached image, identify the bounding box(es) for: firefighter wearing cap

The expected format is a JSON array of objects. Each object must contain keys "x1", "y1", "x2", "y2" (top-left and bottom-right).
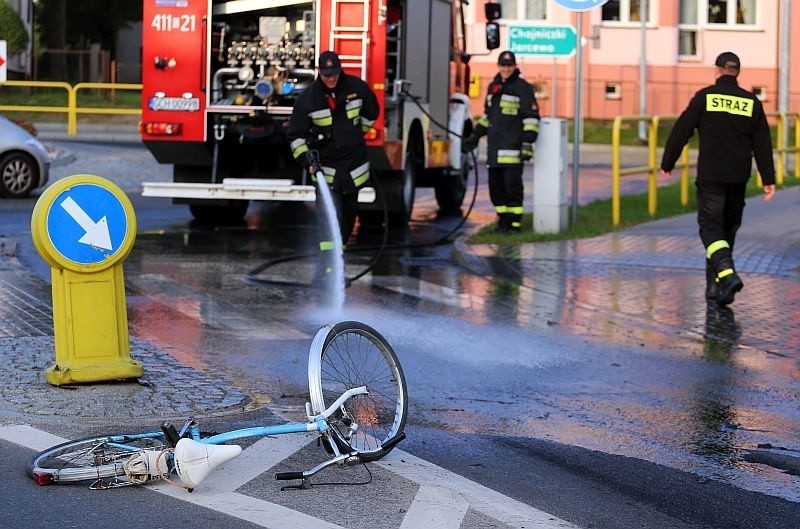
[
  {"x1": 462, "y1": 50, "x2": 540, "y2": 232},
  {"x1": 287, "y1": 51, "x2": 379, "y2": 284},
  {"x1": 661, "y1": 51, "x2": 775, "y2": 306}
]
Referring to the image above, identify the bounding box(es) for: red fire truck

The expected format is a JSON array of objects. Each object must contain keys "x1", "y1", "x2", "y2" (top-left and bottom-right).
[{"x1": 140, "y1": 0, "x2": 492, "y2": 224}]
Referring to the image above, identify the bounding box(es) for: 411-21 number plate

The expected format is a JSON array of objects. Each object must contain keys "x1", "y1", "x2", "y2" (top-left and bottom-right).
[{"x1": 149, "y1": 97, "x2": 200, "y2": 112}]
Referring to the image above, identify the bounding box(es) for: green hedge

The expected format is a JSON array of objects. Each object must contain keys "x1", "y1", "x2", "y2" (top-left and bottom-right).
[{"x1": 0, "y1": 1, "x2": 29, "y2": 53}]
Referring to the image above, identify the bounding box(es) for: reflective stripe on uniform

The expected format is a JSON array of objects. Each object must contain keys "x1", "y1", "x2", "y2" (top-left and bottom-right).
[
  {"x1": 495, "y1": 205, "x2": 508, "y2": 214},
  {"x1": 523, "y1": 117, "x2": 540, "y2": 133},
  {"x1": 361, "y1": 116, "x2": 375, "y2": 132},
  {"x1": 350, "y1": 161, "x2": 370, "y2": 187},
  {"x1": 311, "y1": 165, "x2": 336, "y2": 184},
  {"x1": 499, "y1": 94, "x2": 520, "y2": 115},
  {"x1": 291, "y1": 138, "x2": 309, "y2": 159},
  {"x1": 477, "y1": 115, "x2": 490, "y2": 128},
  {"x1": 705, "y1": 240, "x2": 730, "y2": 259},
  {"x1": 705, "y1": 94, "x2": 754, "y2": 117},
  {"x1": 346, "y1": 99, "x2": 363, "y2": 119},
  {"x1": 497, "y1": 149, "x2": 521, "y2": 164},
  {"x1": 507, "y1": 206, "x2": 524, "y2": 215},
  {"x1": 320, "y1": 240, "x2": 334, "y2": 251},
  {"x1": 310, "y1": 108, "x2": 333, "y2": 127}
]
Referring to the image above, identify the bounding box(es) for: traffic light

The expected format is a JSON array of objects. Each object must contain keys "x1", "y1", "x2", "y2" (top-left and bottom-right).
[
  {"x1": 485, "y1": 2, "x2": 501, "y2": 50},
  {"x1": 485, "y1": 2, "x2": 502, "y2": 21}
]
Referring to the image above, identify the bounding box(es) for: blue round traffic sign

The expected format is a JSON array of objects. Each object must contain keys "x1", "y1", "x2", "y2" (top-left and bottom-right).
[
  {"x1": 31, "y1": 175, "x2": 137, "y2": 272},
  {"x1": 553, "y1": 0, "x2": 610, "y2": 11}
]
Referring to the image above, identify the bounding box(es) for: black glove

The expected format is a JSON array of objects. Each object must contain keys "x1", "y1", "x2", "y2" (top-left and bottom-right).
[
  {"x1": 521, "y1": 143, "x2": 534, "y2": 162},
  {"x1": 461, "y1": 135, "x2": 478, "y2": 154},
  {"x1": 305, "y1": 150, "x2": 321, "y2": 174}
]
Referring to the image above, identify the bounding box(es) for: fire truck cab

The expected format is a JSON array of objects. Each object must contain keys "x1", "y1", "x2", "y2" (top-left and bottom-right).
[{"x1": 140, "y1": 0, "x2": 482, "y2": 225}]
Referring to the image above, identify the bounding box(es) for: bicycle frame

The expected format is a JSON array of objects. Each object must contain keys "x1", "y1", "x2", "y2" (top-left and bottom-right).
[{"x1": 199, "y1": 385, "x2": 368, "y2": 445}]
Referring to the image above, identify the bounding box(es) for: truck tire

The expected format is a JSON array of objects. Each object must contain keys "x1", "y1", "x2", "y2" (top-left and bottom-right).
[
  {"x1": 189, "y1": 201, "x2": 250, "y2": 224},
  {"x1": 391, "y1": 151, "x2": 417, "y2": 225},
  {"x1": 434, "y1": 121, "x2": 473, "y2": 216}
]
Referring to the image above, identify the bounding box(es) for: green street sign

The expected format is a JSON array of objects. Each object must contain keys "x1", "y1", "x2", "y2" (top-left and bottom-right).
[{"x1": 508, "y1": 25, "x2": 577, "y2": 57}]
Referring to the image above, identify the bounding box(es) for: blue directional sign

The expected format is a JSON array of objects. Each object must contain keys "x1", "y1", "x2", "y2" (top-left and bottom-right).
[
  {"x1": 554, "y1": 0, "x2": 610, "y2": 11},
  {"x1": 46, "y1": 183, "x2": 129, "y2": 265},
  {"x1": 508, "y1": 25, "x2": 577, "y2": 57},
  {"x1": 32, "y1": 175, "x2": 137, "y2": 273}
]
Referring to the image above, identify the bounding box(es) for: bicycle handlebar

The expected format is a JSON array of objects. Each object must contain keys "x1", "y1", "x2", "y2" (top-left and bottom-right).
[{"x1": 316, "y1": 386, "x2": 368, "y2": 420}]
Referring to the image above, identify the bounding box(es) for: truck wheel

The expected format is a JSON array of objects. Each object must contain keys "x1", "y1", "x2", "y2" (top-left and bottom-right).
[
  {"x1": 390, "y1": 151, "x2": 417, "y2": 225},
  {"x1": 189, "y1": 201, "x2": 250, "y2": 224},
  {"x1": 434, "y1": 156, "x2": 470, "y2": 217}
]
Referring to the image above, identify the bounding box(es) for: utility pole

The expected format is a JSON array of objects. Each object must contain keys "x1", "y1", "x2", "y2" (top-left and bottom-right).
[
  {"x1": 638, "y1": 0, "x2": 648, "y2": 143},
  {"x1": 778, "y1": 0, "x2": 790, "y2": 172}
]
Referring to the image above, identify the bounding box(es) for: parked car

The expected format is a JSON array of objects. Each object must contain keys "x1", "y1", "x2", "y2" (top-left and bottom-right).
[{"x1": 0, "y1": 116, "x2": 51, "y2": 198}]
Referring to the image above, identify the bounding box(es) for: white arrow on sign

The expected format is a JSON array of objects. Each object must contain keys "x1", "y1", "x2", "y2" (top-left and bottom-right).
[{"x1": 60, "y1": 196, "x2": 113, "y2": 251}]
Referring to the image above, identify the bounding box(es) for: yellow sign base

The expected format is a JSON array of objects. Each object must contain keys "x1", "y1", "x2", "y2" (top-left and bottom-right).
[{"x1": 45, "y1": 360, "x2": 143, "y2": 386}]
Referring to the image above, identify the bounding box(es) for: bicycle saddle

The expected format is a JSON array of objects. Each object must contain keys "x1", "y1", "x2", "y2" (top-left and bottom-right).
[{"x1": 174, "y1": 438, "x2": 242, "y2": 490}]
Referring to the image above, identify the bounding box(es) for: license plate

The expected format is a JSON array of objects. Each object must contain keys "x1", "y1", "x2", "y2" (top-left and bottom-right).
[{"x1": 149, "y1": 97, "x2": 200, "y2": 112}]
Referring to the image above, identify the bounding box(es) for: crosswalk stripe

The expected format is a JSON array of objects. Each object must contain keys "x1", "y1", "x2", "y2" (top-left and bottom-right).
[
  {"x1": 379, "y1": 449, "x2": 579, "y2": 529},
  {"x1": 197, "y1": 433, "x2": 315, "y2": 492},
  {"x1": 0, "y1": 424, "x2": 69, "y2": 451},
  {"x1": 150, "y1": 486, "x2": 347, "y2": 529},
  {"x1": 399, "y1": 485, "x2": 469, "y2": 529}
]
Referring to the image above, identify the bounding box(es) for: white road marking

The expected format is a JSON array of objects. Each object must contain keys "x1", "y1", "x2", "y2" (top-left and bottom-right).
[
  {"x1": 196, "y1": 433, "x2": 314, "y2": 492},
  {"x1": 0, "y1": 424, "x2": 69, "y2": 451},
  {"x1": 379, "y1": 449, "x2": 579, "y2": 529},
  {"x1": 399, "y1": 485, "x2": 469, "y2": 529},
  {"x1": 149, "y1": 486, "x2": 347, "y2": 529},
  {"x1": 1, "y1": 425, "x2": 580, "y2": 529}
]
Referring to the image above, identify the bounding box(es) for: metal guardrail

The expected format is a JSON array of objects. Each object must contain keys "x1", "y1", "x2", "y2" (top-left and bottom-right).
[
  {"x1": 0, "y1": 80, "x2": 142, "y2": 135},
  {"x1": 611, "y1": 112, "x2": 798, "y2": 226}
]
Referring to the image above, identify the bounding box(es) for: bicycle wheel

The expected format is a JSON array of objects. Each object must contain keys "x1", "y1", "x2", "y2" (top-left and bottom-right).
[
  {"x1": 27, "y1": 433, "x2": 167, "y2": 486},
  {"x1": 308, "y1": 321, "x2": 408, "y2": 461}
]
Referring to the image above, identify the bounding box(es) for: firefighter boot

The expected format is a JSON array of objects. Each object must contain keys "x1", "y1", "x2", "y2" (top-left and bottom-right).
[
  {"x1": 710, "y1": 250, "x2": 743, "y2": 306},
  {"x1": 705, "y1": 260, "x2": 719, "y2": 302},
  {"x1": 493, "y1": 214, "x2": 510, "y2": 233}
]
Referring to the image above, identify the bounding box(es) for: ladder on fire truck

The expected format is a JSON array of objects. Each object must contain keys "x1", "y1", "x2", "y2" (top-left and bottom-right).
[{"x1": 328, "y1": 0, "x2": 369, "y2": 78}]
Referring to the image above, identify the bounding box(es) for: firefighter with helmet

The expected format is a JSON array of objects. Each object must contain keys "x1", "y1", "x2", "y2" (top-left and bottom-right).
[
  {"x1": 462, "y1": 50, "x2": 540, "y2": 232},
  {"x1": 287, "y1": 50, "x2": 380, "y2": 285}
]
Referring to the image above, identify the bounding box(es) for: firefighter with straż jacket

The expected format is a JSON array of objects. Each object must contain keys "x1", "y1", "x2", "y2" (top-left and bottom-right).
[
  {"x1": 287, "y1": 51, "x2": 379, "y2": 285},
  {"x1": 660, "y1": 51, "x2": 775, "y2": 306},
  {"x1": 462, "y1": 50, "x2": 540, "y2": 233}
]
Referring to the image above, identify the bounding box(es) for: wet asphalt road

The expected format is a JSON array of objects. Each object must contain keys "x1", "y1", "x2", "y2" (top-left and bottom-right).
[{"x1": 1, "y1": 138, "x2": 798, "y2": 528}]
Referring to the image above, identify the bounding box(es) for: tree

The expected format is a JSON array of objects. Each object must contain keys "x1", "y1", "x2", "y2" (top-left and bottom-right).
[
  {"x1": 36, "y1": 0, "x2": 142, "y2": 79},
  {"x1": 0, "y1": 0, "x2": 30, "y2": 53}
]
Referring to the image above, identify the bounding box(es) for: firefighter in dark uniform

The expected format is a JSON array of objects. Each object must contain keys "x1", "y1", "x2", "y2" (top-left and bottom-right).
[
  {"x1": 287, "y1": 51, "x2": 379, "y2": 283},
  {"x1": 661, "y1": 51, "x2": 775, "y2": 306},
  {"x1": 462, "y1": 50, "x2": 540, "y2": 232}
]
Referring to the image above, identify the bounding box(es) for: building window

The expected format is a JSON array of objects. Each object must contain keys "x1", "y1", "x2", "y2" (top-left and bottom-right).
[
  {"x1": 605, "y1": 83, "x2": 621, "y2": 100},
  {"x1": 532, "y1": 81, "x2": 548, "y2": 100},
  {"x1": 677, "y1": 1, "x2": 757, "y2": 59},
  {"x1": 601, "y1": 0, "x2": 651, "y2": 23},
  {"x1": 499, "y1": 0, "x2": 547, "y2": 21},
  {"x1": 680, "y1": 0, "x2": 757, "y2": 26},
  {"x1": 678, "y1": 29, "x2": 699, "y2": 58}
]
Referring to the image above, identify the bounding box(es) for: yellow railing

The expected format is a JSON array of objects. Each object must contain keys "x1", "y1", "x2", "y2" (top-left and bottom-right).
[
  {"x1": 0, "y1": 80, "x2": 142, "y2": 135},
  {"x1": 611, "y1": 112, "x2": 798, "y2": 226}
]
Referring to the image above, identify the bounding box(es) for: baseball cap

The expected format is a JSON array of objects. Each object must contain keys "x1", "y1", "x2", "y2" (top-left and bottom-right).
[
  {"x1": 318, "y1": 51, "x2": 342, "y2": 76},
  {"x1": 714, "y1": 51, "x2": 741, "y2": 70},
  {"x1": 498, "y1": 50, "x2": 516, "y2": 66}
]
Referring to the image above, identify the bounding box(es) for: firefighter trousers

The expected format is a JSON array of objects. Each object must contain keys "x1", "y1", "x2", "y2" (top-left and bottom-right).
[
  {"x1": 488, "y1": 165, "x2": 524, "y2": 230},
  {"x1": 315, "y1": 185, "x2": 358, "y2": 258},
  {"x1": 696, "y1": 179, "x2": 747, "y2": 271}
]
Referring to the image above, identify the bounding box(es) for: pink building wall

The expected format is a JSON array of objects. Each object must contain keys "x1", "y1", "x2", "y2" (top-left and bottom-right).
[{"x1": 465, "y1": 1, "x2": 800, "y2": 120}]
